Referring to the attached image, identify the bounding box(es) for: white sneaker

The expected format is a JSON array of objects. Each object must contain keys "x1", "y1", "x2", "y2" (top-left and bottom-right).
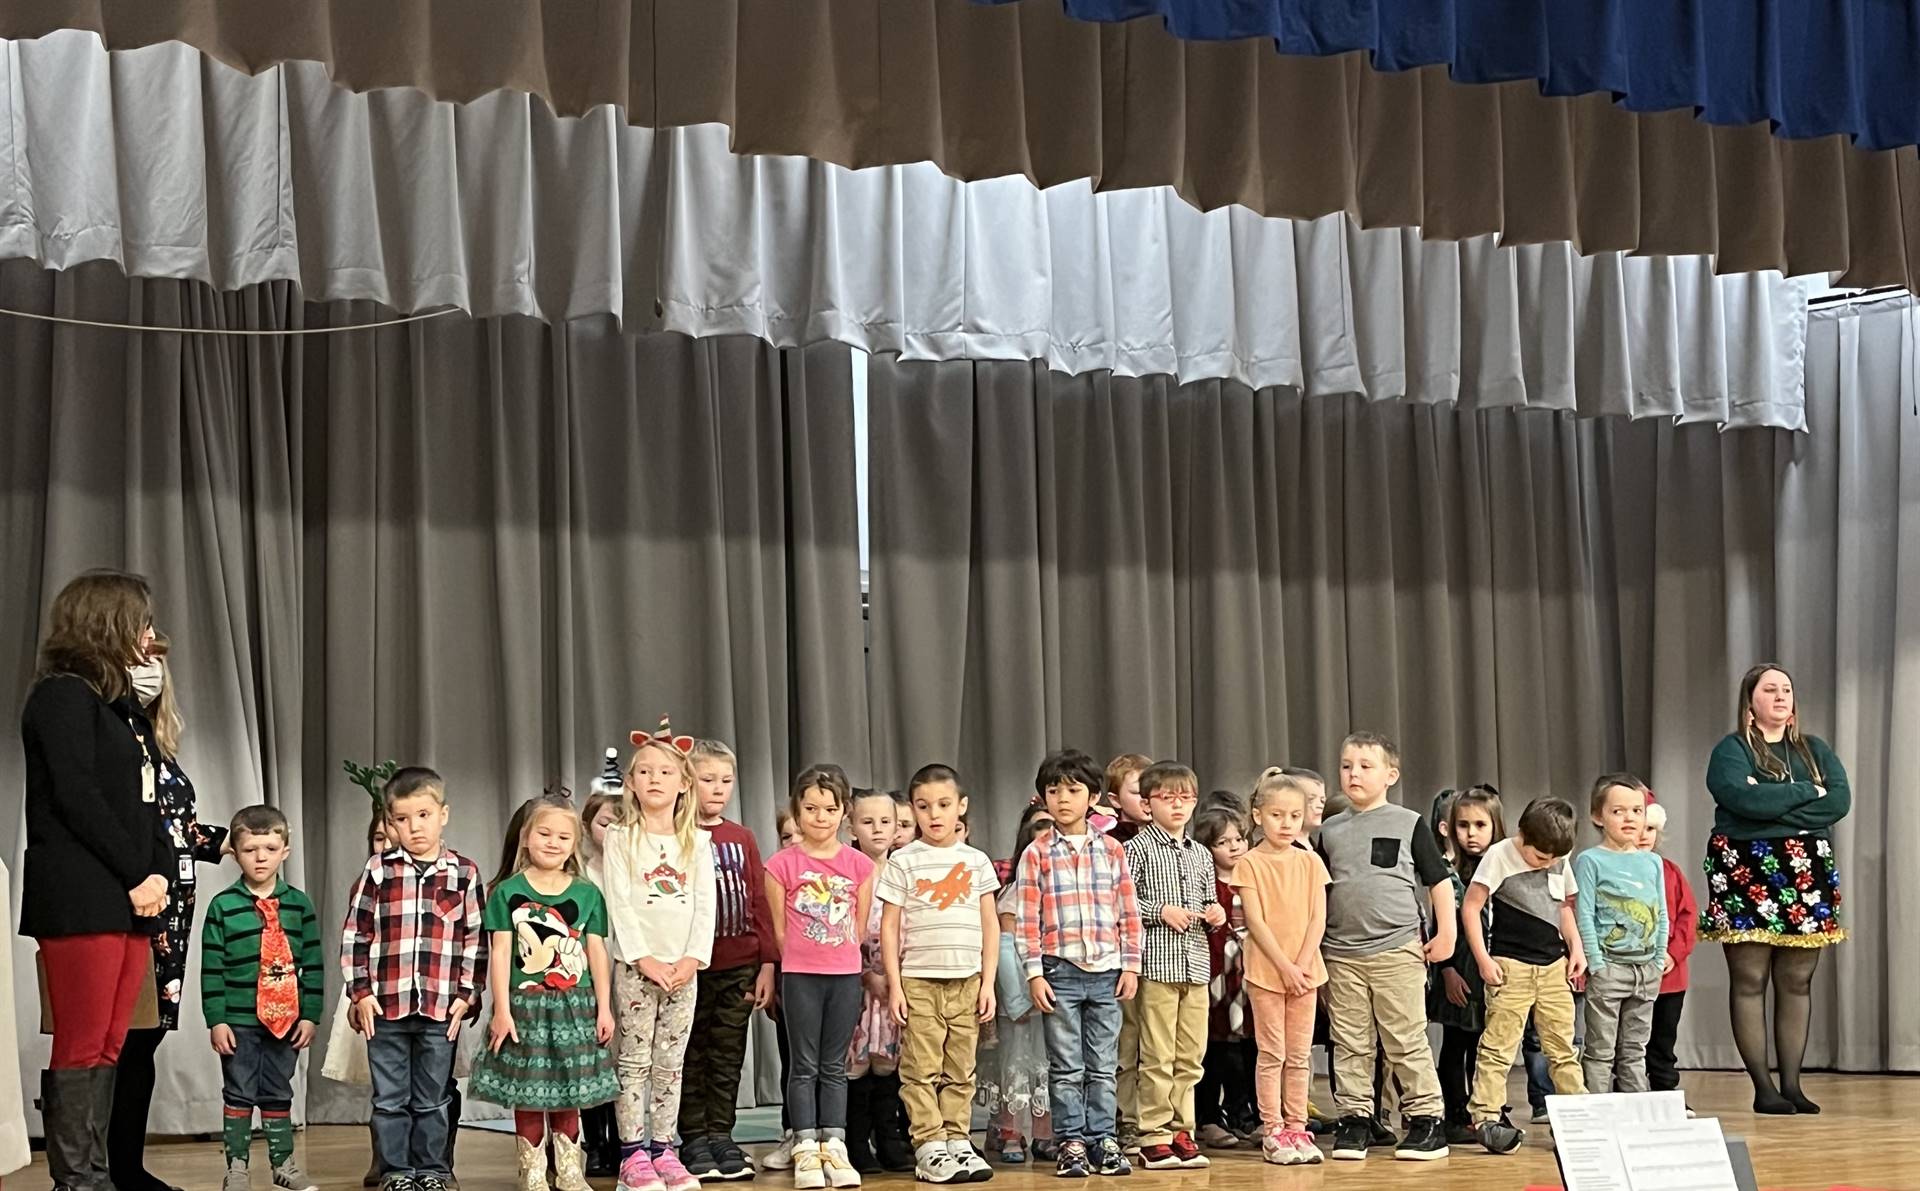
[
  {"x1": 792, "y1": 1140, "x2": 826, "y2": 1191},
  {"x1": 915, "y1": 1143, "x2": 965, "y2": 1184},
  {"x1": 820, "y1": 1139, "x2": 861, "y2": 1188},
  {"x1": 223, "y1": 1163, "x2": 253, "y2": 1191},
  {"x1": 946, "y1": 1140, "x2": 992, "y2": 1182},
  {"x1": 762, "y1": 1133, "x2": 799, "y2": 1172}
]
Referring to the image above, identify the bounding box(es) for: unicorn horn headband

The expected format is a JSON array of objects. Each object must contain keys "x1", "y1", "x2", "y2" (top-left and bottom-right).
[{"x1": 631, "y1": 714, "x2": 693, "y2": 757}]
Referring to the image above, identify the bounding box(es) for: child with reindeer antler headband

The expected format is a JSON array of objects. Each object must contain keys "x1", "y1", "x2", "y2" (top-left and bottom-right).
[{"x1": 600, "y1": 718, "x2": 718, "y2": 1191}]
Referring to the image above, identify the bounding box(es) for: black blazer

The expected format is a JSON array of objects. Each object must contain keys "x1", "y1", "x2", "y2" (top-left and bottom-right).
[{"x1": 18, "y1": 674, "x2": 172, "y2": 938}]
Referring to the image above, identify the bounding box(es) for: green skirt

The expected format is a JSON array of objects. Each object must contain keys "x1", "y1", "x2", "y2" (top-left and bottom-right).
[{"x1": 470, "y1": 984, "x2": 619, "y2": 1111}]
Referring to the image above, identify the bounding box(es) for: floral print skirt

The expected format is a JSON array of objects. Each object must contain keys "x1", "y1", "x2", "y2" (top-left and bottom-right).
[{"x1": 1700, "y1": 832, "x2": 1846, "y2": 948}]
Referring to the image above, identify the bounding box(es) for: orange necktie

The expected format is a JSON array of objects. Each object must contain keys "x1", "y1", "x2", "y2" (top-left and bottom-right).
[{"x1": 256, "y1": 897, "x2": 298, "y2": 1039}]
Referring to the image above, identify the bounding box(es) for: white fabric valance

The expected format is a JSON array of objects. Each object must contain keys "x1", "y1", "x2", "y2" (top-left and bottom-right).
[{"x1": 0, "y1": 31, "x2": 1810, "y2": 426}]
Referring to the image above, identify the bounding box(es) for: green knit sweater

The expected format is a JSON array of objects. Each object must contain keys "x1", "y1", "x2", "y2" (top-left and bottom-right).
[
  {"x1": 200, "y1": 877, "x2": 326, "y2": 1028},
  {"x1": 1705, "y1": 733, "x2": 1851, "y2": 841}
]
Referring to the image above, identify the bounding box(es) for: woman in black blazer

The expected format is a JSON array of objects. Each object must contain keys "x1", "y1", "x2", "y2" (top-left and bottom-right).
[{"x1": 19, "y1": 571, "x2": 173, "y2": 1191}]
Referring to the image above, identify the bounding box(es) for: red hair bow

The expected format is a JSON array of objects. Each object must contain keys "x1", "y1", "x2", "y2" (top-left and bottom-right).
[{"x1": 631, "y1": 714, "x2": 693, "y2": 757}]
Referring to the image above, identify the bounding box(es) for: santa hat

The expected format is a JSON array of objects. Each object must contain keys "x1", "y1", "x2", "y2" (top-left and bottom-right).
[{"x1": 631, "y1": 714, "x2": 694, "y2": 757}]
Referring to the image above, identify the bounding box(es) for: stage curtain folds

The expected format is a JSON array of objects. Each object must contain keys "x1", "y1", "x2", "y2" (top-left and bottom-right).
[
  {"x1": 3, "y1": 1, "x2": 1918, "y2": 289},
  {"x1": 980, "y1": 0, "x2": 1920, "y2": 152},
  {"x1": 0, "y1": 32, "x2": 1812, "y2": 426},
  {"x1": 0, "y1": 259, "x2": 864, "y2": 1134},
  {"x1": 863, "y1": 307, "x2": 1920, "y2": 1071}
]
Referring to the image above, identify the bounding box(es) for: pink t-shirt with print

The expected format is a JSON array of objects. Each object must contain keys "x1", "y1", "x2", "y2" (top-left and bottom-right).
[{"x1": 766, "y1": 843, "x2": 876, "y2": 975}]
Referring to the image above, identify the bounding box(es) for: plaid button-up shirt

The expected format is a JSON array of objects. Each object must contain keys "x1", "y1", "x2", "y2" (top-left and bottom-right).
[
  {"x1": 1124, "y1": 823, "x2": 1218, "y2": 985},
  {"x1": 341, "y1": 846, "x2": 486, "y2": 1022},
  {"x1": 1013, "y1": 827, "x2": 1143, "y2": 977}
]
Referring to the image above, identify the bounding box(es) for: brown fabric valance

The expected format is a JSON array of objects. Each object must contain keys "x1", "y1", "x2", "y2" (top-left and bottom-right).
[{"x1": 7, "y1": 0, "x2": 1915, "y2": 289}]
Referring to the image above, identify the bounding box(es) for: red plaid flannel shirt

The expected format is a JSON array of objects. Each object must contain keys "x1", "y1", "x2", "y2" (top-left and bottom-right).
[
  {"x1": 1013, "y1": 827, "x2": 1143, "y2": 977},
  {"x1": 341, "y1": 846, "x2": 486, "y2": 1022}
]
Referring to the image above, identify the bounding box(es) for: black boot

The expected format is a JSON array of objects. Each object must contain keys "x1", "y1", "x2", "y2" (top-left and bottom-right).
[
  {"x1": 583, "y1": 1105, "x2": 616, "y2": 1178},
  {"x1": 871, "y1": 1073, "x2": 916, "y2": 1173},
  {"x1": 844, "y1": 1075, "x2": 879, "y2": 1173},
  {"x1": 87, "y1": 1064, "x2": 122, "y2": 1191},
  {"x1": 42, "y1": 1069, "x2": 93, "y2": 1191}
]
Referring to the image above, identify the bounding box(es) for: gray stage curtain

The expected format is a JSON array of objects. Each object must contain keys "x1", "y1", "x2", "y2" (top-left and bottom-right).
[
  {"x1": 0, "y1": 260, "x2": 867, "y2": 1132},
  {"x1": 865, "y1": 331, "x2": 1920, "y2": 1073}
]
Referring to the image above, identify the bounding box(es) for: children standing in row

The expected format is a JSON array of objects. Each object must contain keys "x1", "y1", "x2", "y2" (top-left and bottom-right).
[
  {"x1": 1575, "y1": 776, "x2": 1669, "y2": 1096},
  {"x1": 1014, "y1": 751, "x2": 1143, "y2": 1179},
  {"x1": 1123, "y1": 764, "x2": 1221, "y2": 1170},
  {"x1": 877, "y1": 765, "x2": 1001, "y2": 1183},
  {"x1": 204, "y1": 806, "x2": 325, "y2": 1191},
  {"x1": 1231, "y1": 771, "x2": 1328, "y2": 1167},
  {"x1": 766, "y1": 765, "x2": 876, "y2": 1190},
  {"x1": 1318, "y1": 735, "x2": 1454, "y2": 1162}
]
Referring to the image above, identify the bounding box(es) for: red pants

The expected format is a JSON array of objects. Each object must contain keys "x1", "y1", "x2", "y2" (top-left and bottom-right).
[{"x1": 40, "y1": 933, "x2": 148, "y2": 1069}]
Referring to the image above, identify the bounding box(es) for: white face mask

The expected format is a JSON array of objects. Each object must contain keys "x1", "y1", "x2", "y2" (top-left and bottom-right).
[{"x1": 128, "y1": 660, "x2": 164, "y2": 706}]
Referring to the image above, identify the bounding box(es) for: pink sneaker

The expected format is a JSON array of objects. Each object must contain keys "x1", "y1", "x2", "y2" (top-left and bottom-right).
[
  {"x1": 1261, "y1": 1129, "x2": 1292, "y2": 1165},
  {"x1": 620, "y1": 1148, "x2": 666, "y2": 1191},
  {"x1": 650, "y1": 1147, "x2": 701, "y2": 1191},
  {"x1": 1288, "y1": 1131, "x2": 1323, "y2": 1165}
]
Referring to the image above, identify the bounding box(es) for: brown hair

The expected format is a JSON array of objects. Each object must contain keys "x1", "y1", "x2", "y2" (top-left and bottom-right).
[
  {"x1": 383, "y1": 766, "x2": 446, "y2": 811},
  {"x1": 1736, "y1": 662, "x2": 1824, "y2": 784},
  {"x1": 579, "y1": 789, "x2": 622, "y2": 858},
  {"x1": 145, "y1": 633, "x2": 185, "y2": 758},
  {"x1": 1446, "y1": 785, "x2": 1507, "y2": 880},
  {"x1": 366, "y1": 812, "x2": 390, "y2": 856},
  {"x1": 1191, "y1": 805, "x2": 1250, "y2": 849},
  {"x1": 1340, "y1": 731, "x2": 1402, "y2": 769},
  {"x1": 1104, "y1": 753, "x2": 1153, "y2": 795},
  {"x1": 790, "y1": 762, "x2": 853, "y2": 819},
  {"x1": 1250, "y1": 766, "x2": 1316, "y2": 813},
  {"x1": 1588, "y1": 772, "x2": 1649, "y2": 816},
  {"x1": 1137, "y1": 761, "x2": 1198, "y2": 804},
  {"x1": 36, "y1": 570, "x2": 154, "y2": 704},
  {"x1": 1516, "y1": 797, "x2": 1576, "y2": 858},
  {"x1": 230, "y1": 804, "x2": 290, "y2": 845}
]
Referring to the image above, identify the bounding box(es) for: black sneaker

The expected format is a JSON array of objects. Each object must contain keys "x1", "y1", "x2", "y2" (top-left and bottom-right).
[
  {"x1": 1477, "y1": 1112, "x2": 1526, "y2": 1155},
  {"x1": 378, "y1": 1178, "x2": 417, "y2": 1191},
  {"x1": 1092, "y1": 1139, "x2": 1131, "y2": 1177},
  {"x1": 1445, "y1": 1120, "x2": 1478, "y2": 1147},
  {"x1": 415, "y1": 1177, "x2": 450, "y2": 1191},
  {"x1": 712, "y1": 1139, "x2": 756, "y2": 1181},
  {"x1": 1330, "y1": 1117, "x2": 1371, "y2": 1162},
  {"x1": 1054, "y1": 1141, "x2": 1091, "y2": 1179},
  {"x1": 1394, "y1": 1116, "x2": 1448, "y2": 1161},
  {"x1": 1367, "y1": 1116, "x2": 1397, "y2": 1149},
  {"x1": 684, "y1": 1138, "x2": 721, "y2": 1181}
]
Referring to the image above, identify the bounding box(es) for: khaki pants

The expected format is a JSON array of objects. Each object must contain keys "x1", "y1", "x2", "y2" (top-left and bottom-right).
[
  {"x1": 1469, "y1": 956, "x2": 1584, "y2": 1123},
  {"x1": 1116, "y1": 992, "x2": 1140, "y2": 1136},
  {"x1": 899, "y1": 975, "x2": 982, "y2": 1147},
  {"x1": 1134, "y1": 979, "x2": 1208, "y2": 1144},
  {"x1": 1324, "y1": 941, "x2": 1443, "y2": 1121}
]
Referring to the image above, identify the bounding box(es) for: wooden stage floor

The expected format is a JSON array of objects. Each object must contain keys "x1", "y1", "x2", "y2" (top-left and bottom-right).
[{"x1": 62, "y1": 1071, "x2": 1920, "y2": 1191}]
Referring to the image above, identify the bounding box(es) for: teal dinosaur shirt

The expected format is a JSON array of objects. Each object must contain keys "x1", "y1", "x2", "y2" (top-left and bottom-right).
[{"x1": 1572, "y1": 847, "x2": 1668, "y2": 971}]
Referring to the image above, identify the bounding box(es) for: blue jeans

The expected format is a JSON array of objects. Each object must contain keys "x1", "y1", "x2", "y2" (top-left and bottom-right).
[
  {"x1": 367, "y1": 1014, "x2": 457, "y2": 1177},
  {"x1": 1040, "y1": 957, "x2": 1122, "y2": 1145}
]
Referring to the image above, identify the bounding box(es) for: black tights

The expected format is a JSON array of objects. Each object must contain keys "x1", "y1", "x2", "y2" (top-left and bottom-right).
[
  {"x1": 110, "y1": 1026, "x2": 168, "y2": 1191},
  {"x1": 1725, "y1": 943, "x2": 1822, "y2": 1114}
]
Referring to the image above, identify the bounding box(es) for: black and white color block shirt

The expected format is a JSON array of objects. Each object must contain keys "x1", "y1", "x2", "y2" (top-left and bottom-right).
[{"x1": 1124, "y1": 822, "x2": 1219, "y2": 985}]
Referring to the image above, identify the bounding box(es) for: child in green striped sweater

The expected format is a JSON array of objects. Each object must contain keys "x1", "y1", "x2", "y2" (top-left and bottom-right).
[{"x1": 202, "y1": 805, "x2": 326, "y2": 1191}]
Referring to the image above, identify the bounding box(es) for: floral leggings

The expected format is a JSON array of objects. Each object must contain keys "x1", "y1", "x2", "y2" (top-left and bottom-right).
[{"x1": 614, "y1": 966, "x2": 699, "y2": 1144}]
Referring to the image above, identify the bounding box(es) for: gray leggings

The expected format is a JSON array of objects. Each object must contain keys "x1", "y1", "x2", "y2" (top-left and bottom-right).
[{"x1": 782, "y1": 973, "x2": 864, "y2": 1138}]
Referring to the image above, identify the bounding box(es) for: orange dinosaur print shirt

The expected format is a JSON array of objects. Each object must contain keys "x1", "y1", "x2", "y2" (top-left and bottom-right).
[{"x1": 876, "y1": 840, "x2": 1001, "y2": 978}]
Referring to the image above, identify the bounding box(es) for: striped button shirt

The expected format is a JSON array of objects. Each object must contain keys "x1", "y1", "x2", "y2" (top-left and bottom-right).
[
  {"x1": 340, "y1": 846, "x2": 486, "y2": 1022},
  {"x1": 1124, "y1": 823, "x2": 1218, "y2": 985},
  {"x1": 1013, "y1": 826, "x2": 1143, "y2": 977}
]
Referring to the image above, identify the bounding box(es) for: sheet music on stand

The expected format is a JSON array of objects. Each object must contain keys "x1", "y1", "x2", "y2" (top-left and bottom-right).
[{"x1": 1545, "y1": 1092, "x2": 1741, "y2": 1191}]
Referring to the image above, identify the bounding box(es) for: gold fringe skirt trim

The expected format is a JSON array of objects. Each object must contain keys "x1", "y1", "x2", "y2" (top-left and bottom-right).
[{"x1": 1700, "y1": 928, "x2": 1847, "y2": 949}]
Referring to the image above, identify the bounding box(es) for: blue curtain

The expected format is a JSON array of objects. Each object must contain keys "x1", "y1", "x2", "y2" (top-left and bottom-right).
[{"x1": 988, "y1": 0, "x2": 1920, "y2": 151}]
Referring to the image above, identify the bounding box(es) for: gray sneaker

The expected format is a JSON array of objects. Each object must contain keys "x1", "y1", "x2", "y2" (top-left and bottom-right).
[
  {"x1": 380, "y1": 1176, "x2": 420, "y2": 1191},
  {"x1": 224, "y1": 1162, "x2": 253, "y2": 1191},
  {"x1": 946, "y1": 1141, "x2": 993, "y2": 1182},
  {"x1": 273, "y1": 1159, "x2": 320, "y2": 1191},
  {"x1": 914, "y1": 1143, "x2": 964, "y2": 1184},
  {"x1": 1477, "y1": 1116, "x2": 1526, "y2": 1155}
]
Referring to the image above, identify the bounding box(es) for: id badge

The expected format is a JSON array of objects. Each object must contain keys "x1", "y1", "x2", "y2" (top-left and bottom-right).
[
  {"x1": 177, "y1": 855, "x2": 197, "y2": 885},
  {"x1": 141, "y1": 763, "x2": 156, "y2": 803}
]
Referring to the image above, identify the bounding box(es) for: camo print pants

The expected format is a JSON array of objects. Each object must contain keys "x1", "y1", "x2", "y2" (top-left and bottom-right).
[{"x1": 614, "y1": 965, "x2": 698, "y2": 1143}]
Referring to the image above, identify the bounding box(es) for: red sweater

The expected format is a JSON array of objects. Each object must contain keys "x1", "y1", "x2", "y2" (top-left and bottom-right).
[
  {"x1": 1661, "y1": 855, "x2": 1698, "y2": 995},
  {"x1": 701, "y1": 819, "x2": 779, "y2": 972}
]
